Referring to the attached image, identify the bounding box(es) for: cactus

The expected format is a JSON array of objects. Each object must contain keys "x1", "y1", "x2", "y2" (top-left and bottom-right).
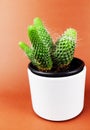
[
  {"x1": 33, "y1": 17, "x2": 53, "y2": 51},
  {"x1": 19, "y1": 17, "x2": 77, "y2": 72},
  {"x1": 27, "y1": 25, "x2": 53, "y2": 71},
  {"x1": 19, "y1": 42, "x2": 41, "y2": 67},
  {"x1": 52, "y1": 28, "x2": 77, "y2": 69}
]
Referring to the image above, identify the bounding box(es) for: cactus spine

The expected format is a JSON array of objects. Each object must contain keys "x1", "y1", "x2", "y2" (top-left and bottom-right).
[{"x1": 19, "y1": 17, "x2": 77, "y2": 72}]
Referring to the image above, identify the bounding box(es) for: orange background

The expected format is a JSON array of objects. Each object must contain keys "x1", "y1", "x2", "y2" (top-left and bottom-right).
[{"x1": 0, "y1": 0, "x2": 90, "y2": 129}]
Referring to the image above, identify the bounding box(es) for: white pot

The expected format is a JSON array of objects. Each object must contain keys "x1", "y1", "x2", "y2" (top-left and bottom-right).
[{"x1": 28, "y1": 58, "x2": 86, "y2": 121}]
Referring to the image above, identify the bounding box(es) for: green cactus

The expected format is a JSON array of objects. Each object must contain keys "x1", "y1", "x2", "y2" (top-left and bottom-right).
[
  {"x1": 27, "y1": 25, "x2": 53, "y2": 71},
  {"x1": 33, "y1": 17, "x2": 53, "y2": 51},
  {"x1": 52, "y1": 28, "x2": 77, "y2": 69},
  {"x1": 19, "y1": 18, "x2": 53, "y2": 71},
  {"x1": 19, "y1": 42, "x2": 41, "y2": 67},
  {"x1": 19, "y1": 17, "x2": 77, "y2": 72}
]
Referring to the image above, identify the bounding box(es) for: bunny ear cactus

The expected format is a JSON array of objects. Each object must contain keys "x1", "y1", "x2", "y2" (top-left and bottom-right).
[{"x1": 19, "y1": 17, "x2": 77, "y2": 72}]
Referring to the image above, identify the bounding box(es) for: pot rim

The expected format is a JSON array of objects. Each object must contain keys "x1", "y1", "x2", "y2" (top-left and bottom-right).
[{"x1": 28, "y1": 57, "x2": 85, "y2": 77}]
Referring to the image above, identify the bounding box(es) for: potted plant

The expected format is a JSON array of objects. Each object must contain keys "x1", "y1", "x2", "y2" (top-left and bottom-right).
[{"x1": 19, "y1": 17, "x2": 86, "y2": 121}]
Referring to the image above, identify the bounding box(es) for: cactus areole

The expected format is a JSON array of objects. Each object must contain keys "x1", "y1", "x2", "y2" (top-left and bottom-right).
[{"x1": 19, "y1": 17, "x2": 85, "y2": 75}]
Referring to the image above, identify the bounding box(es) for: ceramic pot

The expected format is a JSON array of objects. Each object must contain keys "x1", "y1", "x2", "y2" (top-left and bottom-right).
[{"x1": 28, "y1": 58, "x2": 86, "y2": 121}]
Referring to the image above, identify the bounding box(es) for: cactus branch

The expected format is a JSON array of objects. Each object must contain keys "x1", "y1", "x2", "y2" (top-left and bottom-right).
[
  {"x1": 33, "y1": 17, "x2": 53, "y2": 51},
  {"x1": 28, "y1": 25, "x2": 53, "y2": 71},
  {"x1": 19, "y1": 42, "x2": 41, "y2": 67},
  {"x1": 52, "y1": 28, "x2": 77, "y2": 69}
]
